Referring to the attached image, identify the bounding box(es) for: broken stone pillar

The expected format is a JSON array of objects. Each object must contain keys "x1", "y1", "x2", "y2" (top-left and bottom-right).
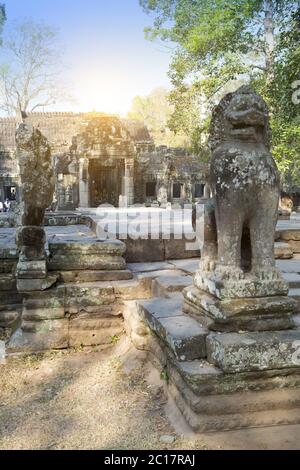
[{"x1": 15, "y1": 122, "x2": 57, "y2": 292}]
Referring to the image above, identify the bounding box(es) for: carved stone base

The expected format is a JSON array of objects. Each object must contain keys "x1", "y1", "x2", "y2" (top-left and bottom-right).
[
  {"x1": 194, "y1": 269, "x2": 289, "y2": 299},
  {"x1": 183, "y1": 286, "x2": 296, "y2": 332},
  {"x1": 16, "y1": 259, "x2": 47, "y2": 280}
]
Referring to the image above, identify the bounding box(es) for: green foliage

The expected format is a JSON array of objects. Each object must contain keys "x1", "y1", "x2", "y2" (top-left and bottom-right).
[
  {"x1": 160, "y1": 368, "x2": 169, "y2": 383},
  {"x1": 140, "y1": 1, "x2": 300, "y2": 186},
  {"x1": 272, "y1": 119, "x2": 300, "y2": 189},
  {"x1": 110, "y1": 335, "x2": 120, "y2": 345},
  {"x1": 259, "y1": 6, "x2": 300, "y2": 189},
  {"x1": 0, "y1": 4, "x2": 6, "y2": 45}
]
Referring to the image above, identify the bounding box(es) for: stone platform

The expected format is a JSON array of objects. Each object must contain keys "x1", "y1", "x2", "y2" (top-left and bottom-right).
[
  {"x1": 79, "y1": 208, "x2": 201, "y2": 262},
  {"x1": 1, "y1": 223, "x2": 133, "y2": 350},
  {"x1": 2, "y1": 212, "x2": 300, "y2": 355},
  {"x1": 123, "y1": 258, "x2": 300, "y2": 432}
]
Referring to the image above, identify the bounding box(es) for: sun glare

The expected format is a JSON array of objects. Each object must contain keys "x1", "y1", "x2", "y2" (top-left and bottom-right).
[{"x1": 72, "y1": 75, "x2": 137, "y2": 116}]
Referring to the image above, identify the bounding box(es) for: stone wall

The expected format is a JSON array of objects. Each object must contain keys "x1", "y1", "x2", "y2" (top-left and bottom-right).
[{"x1": 134, "y1": 147, "x2": 209, "y2": 205}]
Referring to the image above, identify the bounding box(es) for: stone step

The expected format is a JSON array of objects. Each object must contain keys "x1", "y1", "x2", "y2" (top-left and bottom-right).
[
  {"x1": 136, "y1": 297, "x2": 208, "y2": 361},
  {"x1": 274, "y1": 242, "x2": 293, "y2": 259},
  {"x1": 172, "y1": 389, "x2": 300, "y2": 432},
  {"x1": 55, "y1": 270, "x2": 133, "y2": 283},
  {"x1": 127, "y1": 262, "x2": 175, "y2": 273},
  {"x1": 289, "y1": 288, "x2": 300, "y2": 311},
  {"x1": 172, "y1": 366, "x2": 300, "y2": 416},
  {"x1": 48, "y1": 237, "x2": 126, "y2": 255},
  {"x1": 111, "y1": 279, "x2": 152, "y2": 300},
  {"x1": 283, "y1": 272, "x2": 300, "y2": 288},
  {"x1": 136, "y1": 269, "x2": 185, "y2": 293},
  {"x1": 63, "y1": 278, "x2": 152, "y2": 315},
  {"x1": 0, "y1": 275, "x2": 17, "y2": 292},
  {"x1": 69, "y1": 314, "x2": 124, "y2": 348},
  {"x1": 277, "y1": 259, "x2": 300, "y2": 273},
  {"x1": 151, "y1": 274, "x2": 193, "y2": 298},
  {"x1": 207, "y1": 329, "x2": 300, "y2": 373},
  {"x1": 0, "y1": 310, "x2": 20, "y2": 328},
  {"x1": 8, "y1": 320, "x2": 69, "y2": 352},
  {"x1": 48, "y1": 236, "x2": 127, "y2": 271},
  {"x1": 0, "y1": 292, "x2": 23, "y2": 307},
  {"x1": 167, "y1": 259, "x2": 199, "y2": 275}
]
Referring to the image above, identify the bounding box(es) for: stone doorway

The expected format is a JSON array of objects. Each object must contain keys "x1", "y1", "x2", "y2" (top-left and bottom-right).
[{"x1": 89, "y1": 160, "x2": 124, "y2": 207}]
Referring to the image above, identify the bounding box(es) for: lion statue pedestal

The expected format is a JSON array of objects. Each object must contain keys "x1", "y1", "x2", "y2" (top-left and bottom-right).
[{"x1": 184, "y1": 86, "x2": 297, "y2": 363}]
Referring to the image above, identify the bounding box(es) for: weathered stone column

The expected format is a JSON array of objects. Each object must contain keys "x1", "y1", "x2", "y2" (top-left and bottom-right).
[
  {"x1": 157, "y1": 158, "x2": 171, "y2": 207},
  {"x1": 15, "y1": 122, "x2": 57, "y2": 292},
  {"x1": 122, "y1": 158, "x2": 134, "y2": 206},
  {"x1": 79, "y1": 157, "x2": 89, "y2": 208}
]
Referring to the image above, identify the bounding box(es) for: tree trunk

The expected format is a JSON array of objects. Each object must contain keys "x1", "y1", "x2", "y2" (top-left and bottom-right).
[{"x1": 263, "y1": 0, "x2": 275, "y2": 82}]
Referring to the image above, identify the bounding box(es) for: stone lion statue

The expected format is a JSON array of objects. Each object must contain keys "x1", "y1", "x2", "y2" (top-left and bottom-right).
[{"x1": 200, "y1": 85, "x2": 282, "y2": 285}]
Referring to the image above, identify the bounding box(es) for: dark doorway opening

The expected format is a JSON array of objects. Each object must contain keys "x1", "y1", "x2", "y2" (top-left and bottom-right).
[
  {"x1": 146, "y1": 182, "x2": 156, "y2": 198},
  {"x1": 4, "y1": 186, "x2": 17, "y2": 201},
  {"x1": 173, "y1": 183, "x2": 183, "y2": 199},
  {"x1": 89, "y1": 160, "x2": 124, "y2": 207},
  {"x1": 194, "y1": 183, "x2": 205, "y2": 198}
]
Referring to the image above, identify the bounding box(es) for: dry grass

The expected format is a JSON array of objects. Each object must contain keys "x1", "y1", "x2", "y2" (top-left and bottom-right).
[
  {"x1": 1, "y1": 338, "x2": 300, "y2": 450},
  {"x1": 0, "y1": 340, "x2": 172, "y2": 450}
]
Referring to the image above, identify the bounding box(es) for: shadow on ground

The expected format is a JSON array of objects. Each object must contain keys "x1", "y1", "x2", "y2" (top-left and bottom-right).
[{"x1": 0, "y1": 337, "x2": 300, "y2": 450}]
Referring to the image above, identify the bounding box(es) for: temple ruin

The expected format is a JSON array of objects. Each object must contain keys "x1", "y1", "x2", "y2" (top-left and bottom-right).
[
  {"x1": 1, "y1": 88, "x2": 300, "y2": 434},
  {"x1": 0, "y1": 113, "x2": 209, "y2": 210}
]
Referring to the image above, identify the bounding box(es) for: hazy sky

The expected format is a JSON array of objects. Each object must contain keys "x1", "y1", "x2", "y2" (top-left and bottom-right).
[{"x1": 3, "y1": 0, "x2": 172, "y2": 115}]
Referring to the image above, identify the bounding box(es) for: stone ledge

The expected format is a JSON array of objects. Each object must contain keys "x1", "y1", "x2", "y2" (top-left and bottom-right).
[
  {"x1": 275, "y1": 242, "x2": 293, "y2": 259},
  {"x1": 48, "y1": 254, "x2": 126, "y2": 271},
  {"x1": 55, "y1": 270, "x2": 133, "y2": 283},
  {"x1": 207, "y1": 329, "x2": 300, "y2": 373},
  {"x1": 8, "y1": 320, "x2": 69, "y2": 352},
  {"x1": 194, "y1": 271, "x2": 289, "y2": 299},
  {"x1": 48, "y1": 238, "x2": 126, "y2": 255},
  {"x1": 152, "y1": 274, "x2": 193, "y2": 298},
  {"x1": 183, "y1": 286, "x2": 296, "y2": 332},
  {"x1": 136, "y1": 297, "x2": 208, "y2": 361}
]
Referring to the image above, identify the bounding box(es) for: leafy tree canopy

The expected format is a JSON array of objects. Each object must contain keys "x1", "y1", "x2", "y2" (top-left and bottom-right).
[
  {"x1": 128, "y1": 87, "x2": 189, "y2": 147},
  {"x1": 140, "y1": 0, "x2": 300, "y2": 189},
  {"x1": 0, "y1": 3, "x2": 5, "y2": 43}
]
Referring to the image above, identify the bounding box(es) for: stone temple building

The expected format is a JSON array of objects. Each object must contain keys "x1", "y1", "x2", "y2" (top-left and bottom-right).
[{"x1": 0, "y1": 113, "x2": 209, "y2": 210}]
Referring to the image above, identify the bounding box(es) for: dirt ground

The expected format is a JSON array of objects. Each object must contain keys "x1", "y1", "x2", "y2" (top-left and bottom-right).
[{"x1": 1, "y1": 337, "x2": 300, "y2": 450}]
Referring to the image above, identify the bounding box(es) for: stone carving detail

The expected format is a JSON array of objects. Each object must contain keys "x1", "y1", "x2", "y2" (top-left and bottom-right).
[
  {"x1": 15, "y1": 123, "x2": 56, "y2": 291},
  {"x1": 196, "y1": 85, "x2": 287, "y2": 298},
  {"x1": 16, "y1": 123, "x2": 55, "y2": 226}
]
